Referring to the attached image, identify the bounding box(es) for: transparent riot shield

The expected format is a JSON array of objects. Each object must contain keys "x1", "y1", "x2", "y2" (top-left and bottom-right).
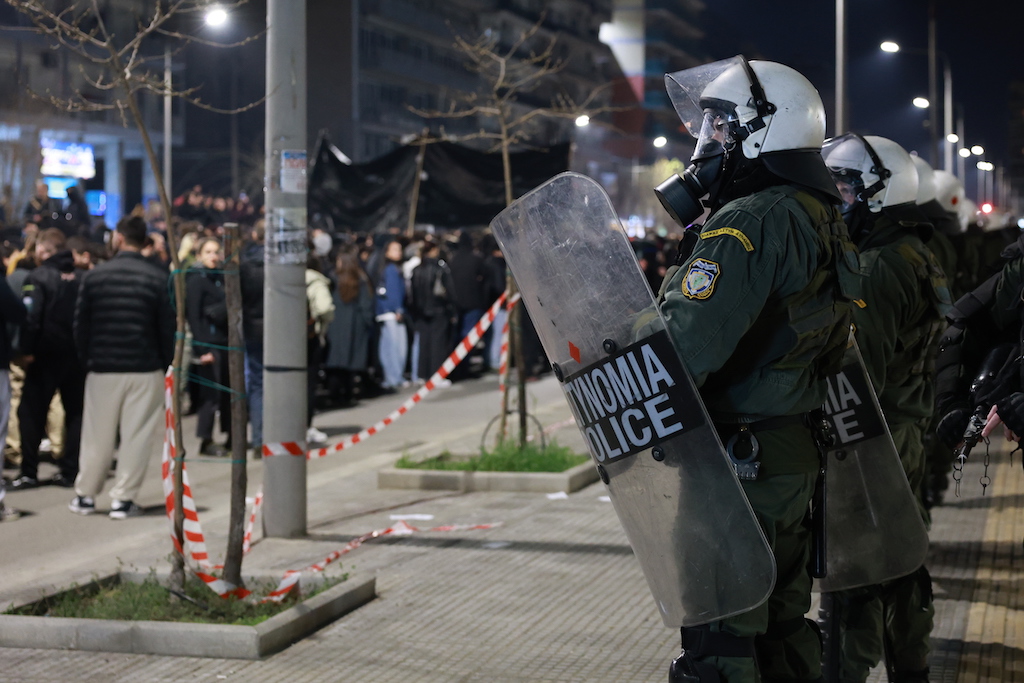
[
  {"x1": 817, "y1": 335, "x2": 929, "y2": 592},
  {"x1": 490, "y1": 172, "x2": 775, "y2": 627}
]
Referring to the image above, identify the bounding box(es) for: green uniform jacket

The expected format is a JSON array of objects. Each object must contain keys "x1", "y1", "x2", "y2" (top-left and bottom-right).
[
  {"x1": 852, "y1": 216, "x2": 951, "y2": 426},
  {"x1": 989, "y1": 255, "x2": 1024, "y2": 329},
  {"x1": 660, "y1": 184, "x2": 856, "y2": 424}
]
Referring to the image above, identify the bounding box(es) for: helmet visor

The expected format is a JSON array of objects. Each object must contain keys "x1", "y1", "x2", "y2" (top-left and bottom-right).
[
  {"x1": 822, "y1": 134, "x2": 877, "y2": 208},
  {"x1": 665, "y1": 56, "x2": 748, "y2": 161}
]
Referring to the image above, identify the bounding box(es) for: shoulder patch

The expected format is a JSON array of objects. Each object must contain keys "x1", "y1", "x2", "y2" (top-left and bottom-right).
[
  {"x1": 700, "y1": 227, "x2": 754, "y2": 252},
  {"x1": 682, "y1": 258, "x2": 720, "y2": 300},
  {"x1": 853, "y1": 299, "x2": 867, "y2": 308}
]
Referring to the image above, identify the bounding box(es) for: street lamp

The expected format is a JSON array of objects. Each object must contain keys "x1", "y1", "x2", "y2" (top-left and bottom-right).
[
  {"x1": 575, "y1": 115, "x2": 590, "y2": 128},
  {"x1": 653, "y1": 136, "x2": 667, "y2": 148},
  {"x1": 958, "y1": 148, "x2": 971, "y2": 158},
  {"x1": 971, "y1": 145, "x2": 984, "y2": 156},
  {"x1": 946, "y1": 133, "x2": 959, "y2": 143},
  {"x1": 912, "y1": 97, "x2": 930, "y2": 109},
  {"x1": 163, "y1": 7, "x2": 231, "y2": 203},
  {"x1": 205, "y1": 5, "x2": 228, "y2": 27},
  {"x1": 879, "y1": 39, "x2": 954, "y2": 173}
]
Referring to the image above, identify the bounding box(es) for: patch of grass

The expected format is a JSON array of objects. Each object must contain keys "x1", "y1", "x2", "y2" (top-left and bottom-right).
[
  {"x1": 5, "y1": 572, "x2": 347, "y2": 625},
  {"x1": 395, "y1": 439, "x2": 588, "y2": 473}
]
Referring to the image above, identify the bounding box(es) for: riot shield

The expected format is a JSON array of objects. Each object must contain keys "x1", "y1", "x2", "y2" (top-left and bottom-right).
[
  {"x1": 490, "y1": 172, "x2": 775, "y2": 628},
  {"x1": 817, "y1": 335, "x2": 929, "y2": 592}
]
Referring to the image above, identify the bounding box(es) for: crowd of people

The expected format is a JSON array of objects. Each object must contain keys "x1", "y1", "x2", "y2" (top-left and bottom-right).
[{"x1": 0, "y1": 181, "x2": 543, "y2": 523}]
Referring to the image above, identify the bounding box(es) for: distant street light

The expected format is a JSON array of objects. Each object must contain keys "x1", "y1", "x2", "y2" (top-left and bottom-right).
[
  {"x1": 977, "y1": 161, "x2": 994, "y2": 171},
  {"x1": 653, "y1": 136, "x2": 667, "y2": 148},
  {"x1": 880, "y1": 41, "x2": 900, "y2": 53},
  {"x1": 205, "y1": 5, "x2": 228, "y2": 27},
  {"x1": 958, "y1": 148, "x2": 971, "y2": 158},
  {"x1": 946, "y1": 133, "x2": 959, "y2": 143},
  {"x1": 912, "y1": 97, "x2": 930, "y2": 109},
  {"x1": 575, "y1": 114, "x2": 590, "y2": 128},
  {"x1": 971, "y1": 145, "x2": 985, "y2": 156}
]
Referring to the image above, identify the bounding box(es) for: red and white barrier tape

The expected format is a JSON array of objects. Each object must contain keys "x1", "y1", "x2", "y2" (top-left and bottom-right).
[
  {"x1": 497, "y1": 293, "x2": 520, "y2": 406},
  {"x1": 259, "y1": 519, "x2": 502, "y2": 602},
  {"x1": 161, "y1": 370, "x2": 250, "y2": 598},
  {"x1": 262, "y1": 291, "x2": 511, "y2": 461}
]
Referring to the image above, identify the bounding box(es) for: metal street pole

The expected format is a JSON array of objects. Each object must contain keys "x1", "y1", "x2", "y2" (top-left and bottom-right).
[
  {"x1": 834, "y1": 0, "x2": 846, "y2": 135},
  {"x1": 262, "y1": 0, "x2": 308, "y2": 538},
  {"x1": 956, "y1": 109, "x2": 965, "y2": 180},
  {"x1": 163, "y1": 47, "x2": 172, "y2": 200},
  {"x1": 942, "y1": 56, "x2": 953, "y2": 173},
  {"x1": 927, "y1": 0, "x2": 939, "y2": 167}
]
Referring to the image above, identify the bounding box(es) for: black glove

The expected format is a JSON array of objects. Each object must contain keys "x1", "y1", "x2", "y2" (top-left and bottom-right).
[
  {"x1": 997, "y1": 392, "x2": 1024, "y2": 436},
  {"x1": 936, "y1": 406, "x2": 970, "y2": 448}
]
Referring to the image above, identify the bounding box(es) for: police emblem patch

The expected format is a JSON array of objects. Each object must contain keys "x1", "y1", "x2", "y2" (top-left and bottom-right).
[{"x1": 682, "y1": 258, "x2": 720, "y2": 300}]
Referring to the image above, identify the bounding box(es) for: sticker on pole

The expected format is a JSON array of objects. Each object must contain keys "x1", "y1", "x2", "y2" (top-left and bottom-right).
[
  {"x1": 565, "y1": 331, "x2": 703, "y2": 463},
  {"x1": 280, "y1": 149, "x2": 307, "y2": 194},
  {"x1": 266, "y1": 207, "x2": 308, "y2": 265}
]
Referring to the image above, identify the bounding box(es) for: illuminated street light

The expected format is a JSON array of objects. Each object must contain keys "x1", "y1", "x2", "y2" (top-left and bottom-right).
[
  {"x1": 971, "y1": 145, "x2": 985, "y2": 156},
  {"x1": 946, "y1": 133, "x2": 959, "y2": 143},
  {"x1": 653, "y1": 136, "x2": 667, "y2": 148},
  {"x1": 958, "y1": 148, "x2": 971, "y2": 158},
  {"x1": 205, "y1": 5, "x2": 228, "y2": 27},
  {"x1": 575, "y1": 114, "x2": 590, "y2": 128},
  {"x1": 912, "y1": 97, "x2": 929, "y2": 109},
  {"x1": 981, "y1": 202, "x2": 993, "y2": 214},
  {"x1": 977, "y1": 161, "x2": 995, "y2": 171},
  {"x1": 880, "y1": 41, "x2": 900, "y2": 53}
]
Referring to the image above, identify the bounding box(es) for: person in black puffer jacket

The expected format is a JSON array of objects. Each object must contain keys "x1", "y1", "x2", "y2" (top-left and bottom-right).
[
  {"x1": 70, "y1": 215, "x2": 175, "y2": 519},
  {"x1": 9, "y1": 228, "x2": 85, "y2": 490},
  {"x1": 186, "y1": 237, "x2": 230, "y2": 457}
]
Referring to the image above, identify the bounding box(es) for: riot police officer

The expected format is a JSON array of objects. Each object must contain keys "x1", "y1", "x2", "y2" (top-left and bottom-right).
[
  {"x1": 822, "y1": 134, "x2": 951, "y2": 683},
  {"x1": 654, "y1": 56, "x2": 859, "y2": 683}
]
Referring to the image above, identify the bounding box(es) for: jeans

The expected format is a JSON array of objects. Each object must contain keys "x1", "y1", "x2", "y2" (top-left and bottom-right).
[
  {"x1": 378, "y1": 318, "x2": 408, "y2": 389},
  {"x1": 0, "y1": 370, "x2": 9, "y2": 504},
  {"x1": 488, "y1": 307, "x2": 508, "y2": 370},
  {"x1": 244, "y1": 341, "x2": 264, "y2": 446}
]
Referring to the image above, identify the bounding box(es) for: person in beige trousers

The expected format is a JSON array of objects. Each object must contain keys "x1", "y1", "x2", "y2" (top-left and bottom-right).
[{"x1": 70, "y1": 216, "x2": 175, "y2": 519}]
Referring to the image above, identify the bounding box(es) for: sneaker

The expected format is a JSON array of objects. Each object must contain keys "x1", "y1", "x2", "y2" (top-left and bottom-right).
[
  {"x1": 51, "y1": 473, "x2": 76, "y2": 488},
  {"x1": 39, "y1": 438, "x2": 52, "y2": 454},
  {"x1": 9, "y1": 475, "x2": 39, "y2": 490},
  {"x1": 0, "y1": 502, "x2": 21, "y2": 521},
  {"x1": 199, "y1": 439, "x2": 227, "y2": 457},
  {"x1": 109, "y1": 500, "x2": 143, "y2": 519},
  {"x1": 69, "y1": 495, "x2": 96, "y2": 515},
  {"x1": 306, "y1": 426, "x2": 328, "y2": 444}
]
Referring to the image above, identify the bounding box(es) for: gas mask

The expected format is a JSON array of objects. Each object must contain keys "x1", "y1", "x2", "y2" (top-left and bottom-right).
[{"x1": 654, "y1": 147, "x2": 725, "y2": 229}]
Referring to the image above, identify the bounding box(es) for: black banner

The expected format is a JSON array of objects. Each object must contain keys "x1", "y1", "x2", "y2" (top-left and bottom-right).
[
  {"x1": 562, "y1": 331, "x2": 704, "y2": 464},
  {"x1": 822, "y1": 363, "x2": 886, "y2": 445}
]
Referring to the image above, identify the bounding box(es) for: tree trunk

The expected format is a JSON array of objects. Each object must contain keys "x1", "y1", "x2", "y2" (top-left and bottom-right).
[
  {"x1": 118, "y1": 76, "x2": 188, "y2": 594},
  {"x1": 498, "y1": 131, "x2": 528, "y2": 449},
  {"x1": 222, "y1": 223, "x2": 248, "y2": 588}
]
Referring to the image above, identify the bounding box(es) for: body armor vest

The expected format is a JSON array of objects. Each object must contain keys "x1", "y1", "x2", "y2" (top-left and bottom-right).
[{"x1": 707, "y1": 185, "x2": 860, "y2": 389}]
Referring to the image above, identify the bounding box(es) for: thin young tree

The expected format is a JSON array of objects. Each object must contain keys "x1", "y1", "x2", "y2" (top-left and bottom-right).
[
  {"x1": 5, "y1": 0, "x2": 260, "y2": 594},
  {"x1": 410, "y1": 18, "x2": 620, "y2": 448}
]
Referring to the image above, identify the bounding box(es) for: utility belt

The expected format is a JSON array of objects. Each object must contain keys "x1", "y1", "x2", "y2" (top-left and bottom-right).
[{"x1": 714, "y1": 410, "x2": 835, "y2": 482}]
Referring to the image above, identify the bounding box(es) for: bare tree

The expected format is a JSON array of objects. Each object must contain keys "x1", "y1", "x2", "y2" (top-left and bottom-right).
[
  {"x1": 5, "y1": 0, "x2": 260, "y2": 594},
  {"x1": 410, "y1": 18, "x2": 623, "y2": 447}
]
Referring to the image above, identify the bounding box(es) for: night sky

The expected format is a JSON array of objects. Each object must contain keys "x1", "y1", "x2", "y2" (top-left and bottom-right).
[{"x1": 700, "y1": 0, "x2": 1024, "y2": 202}]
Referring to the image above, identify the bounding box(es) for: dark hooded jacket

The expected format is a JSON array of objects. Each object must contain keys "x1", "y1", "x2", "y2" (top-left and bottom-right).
[{"x1": 20, "y1": 250, "x2": 81, "y2": 360}]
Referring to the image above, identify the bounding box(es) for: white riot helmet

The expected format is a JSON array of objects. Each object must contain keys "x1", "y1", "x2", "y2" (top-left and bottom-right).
[
  {"x1": 656, "y1": 56, "x2": 839, "y2": 227},
  {"x1": 959, "y1": 198, "x2": 982, "y2": 231},
  {"x1": 822, "y1": 134, "x2": 918, "y2": 213},
  {"x1": 933, "y1": 170, "x2": 967, "y2": 215},
  {"x1": 911, "y1": 156, "x2": 937, "y2": 205}
]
